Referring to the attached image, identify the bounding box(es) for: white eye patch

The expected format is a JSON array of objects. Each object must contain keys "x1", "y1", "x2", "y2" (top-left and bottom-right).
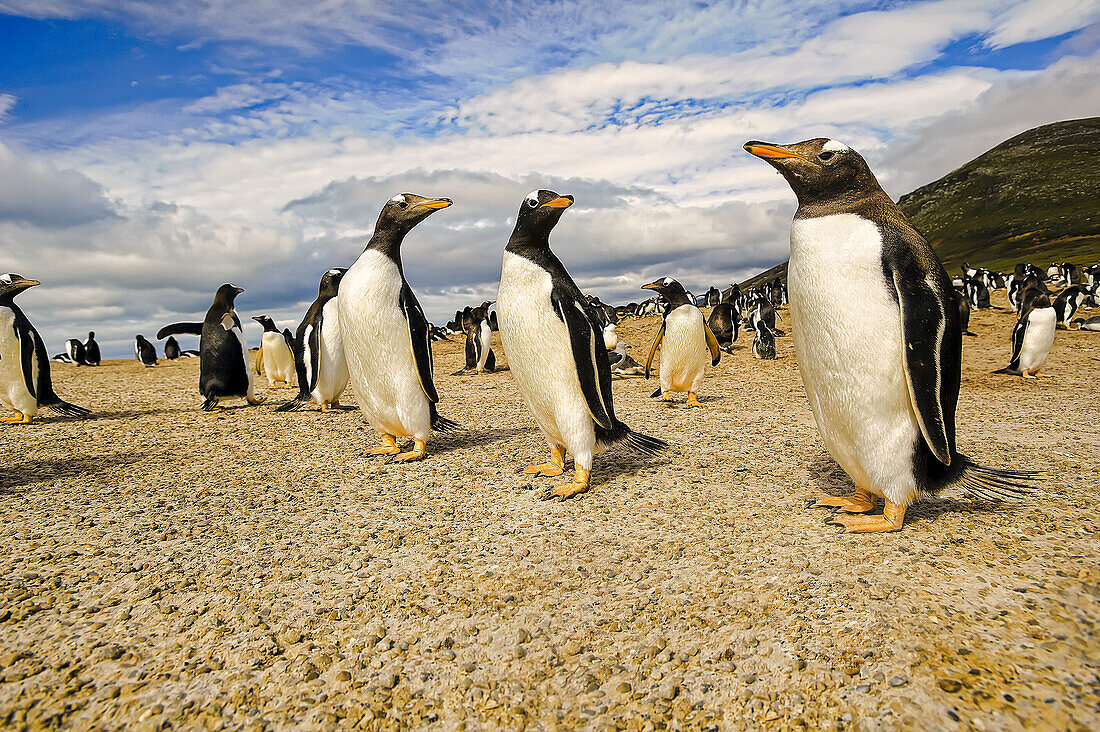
[
  {"x1": 822, "y1": 139, "x2": 850, "y2": 153},
  {"x1": 327, "y1": 268, "x2": 342, "y2": 276},
  {"x1": 0, "y1": 274, "x2": 12, "y2": 284},
  {"x1": 525, "y1": 190, "x2": 540, "y2": 207},
  {"x1": 663, "y1": 277, "x2": 673, "y2": 286},
  {"x1": 389, "y1": 194, "x2": 406, "y2": 204}
]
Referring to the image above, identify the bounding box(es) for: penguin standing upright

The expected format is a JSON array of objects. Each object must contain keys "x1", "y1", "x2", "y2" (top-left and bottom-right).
[
  {"x1": 745, "y1": 138, "x2": 1036, "y2": 532},
  {"x1": 339, "y1": 194, "x2": 460, "y2": 461},
  {"x1": 455, "y1": 313, "x2": 496, "y2": 375},
  {"x1": 0, "y1": 274, "x2": 89, "y2": 423},
  {"x1": 497, "y1": 190, "x2": 667, "y2": 499},
  {"x1": 164, "y1": 336, "x2": 182, "y2": 360},
  {"x1": 135, "y1": 335, "x2": 158, "y2": 367},
  {"x1": 252, "y1": 315, "x2": 296, "y2": 388},
  {"x1": 65, "y1": 338, "x2": 88, "y2": 365},
  {"x1": 278, "y1": 268, "x2": 352, "y2": 413},
  {"x1": 751, "y1": 322, "x2": 777, "y2": 360},
  {"x1": 707, "y1": 303, "x2": 740, "y2": 352},
  {"x1": 996, "y1": 289, "x2": 1056, "y2": 378},
  {"x1": 84, "y1": 332, "x2": 100, "y2": 366},
  {"x1": 1052, "y1": 286, "x2": 1088, "y2": 328},
  {"x1": 955, "y1": 290, "x2": 976, "y2": 336},
  {"x1": 158, "y1": 284, "x2": 262, "y2": 410},
  {"x1": 642, "y1": 277, "x2": 720, "y2": 407}
]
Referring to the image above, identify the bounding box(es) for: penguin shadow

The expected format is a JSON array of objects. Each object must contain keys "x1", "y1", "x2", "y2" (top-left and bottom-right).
[
  {"x1": 414, "y1": 425, "x2": 530, "y2": 458},
  {"x1": 807, "y1": 454, "x2": 1011, "y2": 523},
  {"x1": 86, "y1": 407, "x2": 177, "y2": 422},
  {"x1": 0, "y1": 452, "x2": 145, "y2": 492}
]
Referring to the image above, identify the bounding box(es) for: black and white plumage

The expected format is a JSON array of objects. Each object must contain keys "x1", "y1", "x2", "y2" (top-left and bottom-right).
[
  {"x1": 339, "y1": 194, "x2": 460, "y2": 461},
  {"x1": 252, "y1": 315, "x2": 296, "y2": 388},
  {"x1": 135, "y1": 335, "x2": 158, "y2": 367},
  {"x1": 497, "y1": 189, "x2": 667, "y2": 499},
  {"x1": 454, "y1": 314, "x2": 496, "y2": 375},
  {"x1": 642, "y1": 277, "x2": 720, "y2": 407},
  {"x1": 278, "y1": 268, "x2": 351, "y2": 413},
  {"x1": 84, "y1": 332, "x2": 100, "y2": 366},
  {"x1": 164, "y1": 336, "x2": 182, "y2": 360},
  {"x1": 0, "y1": 274, "x2": 89, "y2": 423},
  {"x1": 158, "y1": 284, "x2": 262, "y2": 410},
  {"x1": 996, "y1": 289, "x2": 1056, "y2": 378},
  {"x1": 707, "y1": 303, "x2": 740, "y2": 352},
  {"x1": 1053, "y1": 286, "x2": 1089, "y2": 328},
  {"x1": 65, "y1": 338, "x2": 88, "y2": 366},
  {"x1": 751, "y1": 322, "x2": 777, "y2": 360},
  {"x1": 955, "y1": 289, "x2": 976, "y2": 337},
  {"x1": 745, "y1": 138, "x2": 1036, "y2": 532}
]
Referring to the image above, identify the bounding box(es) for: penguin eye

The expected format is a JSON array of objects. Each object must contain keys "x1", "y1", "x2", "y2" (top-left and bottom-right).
[
  {"x1": 397, "y1": 201, "x2": 408, "y2": 209},
  {"x1": 526, "y1": 198, "x2": 539, "y2": 208},
  {"x1": 818, "y1": 151, "x2": 835, "y2": 162}
]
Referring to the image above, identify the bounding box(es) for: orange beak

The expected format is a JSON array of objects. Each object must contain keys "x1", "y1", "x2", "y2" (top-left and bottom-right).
[
  {"x1": 421, "y1": 198, "x2": 453, "y2": 209},
  {"x1": 743, "y1": 142, "x2": 807, "y2": 161},
  {"x1": 541, "y1": 196, "x2": 574, "y2": 209},
  {"x1": 24, "y1": 280, "x2": 41, "y2": 287}
]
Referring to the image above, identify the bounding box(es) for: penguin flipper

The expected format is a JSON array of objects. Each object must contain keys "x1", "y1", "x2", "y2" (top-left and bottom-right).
[
  {"x1": 1006, "y1": 319, "x2": 1026, "y2": 372},
  {"x1": 552, "y1": 289, "x2": 615, "y2": 431},
  {"x1": 703, "y1": 322, "x2": 721, "y2": 366},
  {"x1": 400, "y1": 283, "x2": 439, "y2": 403},
  {"x1": 21, "y1": 323, "x2": 39, "y2": 401},
  {"x1": 157, "y1": 322, "x2": 203, "y2": 339},
  {"x1": 255, "y1": 344, "x2": 264, "y2": 375},
  {"x1": 891, "y1": 264, "x2": 959, "y2": 466},
  {"x1": 486, "y1": 349, "x2": 496, "y2": 372},
  {"x1": 644, "y1": 322, "x2": 665, "y2": 380}
]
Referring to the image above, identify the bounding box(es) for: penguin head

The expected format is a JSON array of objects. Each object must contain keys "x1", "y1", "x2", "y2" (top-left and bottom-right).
[
  {"x1": 743, "y1": 138, "x2": 880, "y2": 206},
  {"x1": 214, "y1": 283, "x2": 244, "y2": 307},
  {"x1": 376, "y1": 193, "x2": 453, "y2": 235},
  {"x1": 252, "y1": 315, "x2": 278, "y2": 331},
  {"x1": 88, "y1": 331, "x2": 95, "y2": 339},
  {"x1": 317, "y1": 267, "x2": 347, "y2": 297},
  {"x1": 0, "y1": 273, "x2": 41, "y2": 301},
  {"x1": 510, "y1": 190, "x2": 574, "y2": 244},
  {"x1": 641, "y1": 276, "x2": 690, "y2": 307}
]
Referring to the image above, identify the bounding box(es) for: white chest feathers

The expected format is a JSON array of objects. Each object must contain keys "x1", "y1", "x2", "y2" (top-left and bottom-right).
[{"x1": 659, "y1": 305, "x2": 708, "y2": 393}]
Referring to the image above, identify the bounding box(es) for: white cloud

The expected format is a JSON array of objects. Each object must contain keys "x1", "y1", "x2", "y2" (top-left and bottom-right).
[{"x1": 987, "y1": 0, "x2": 1100, "y2": 49}]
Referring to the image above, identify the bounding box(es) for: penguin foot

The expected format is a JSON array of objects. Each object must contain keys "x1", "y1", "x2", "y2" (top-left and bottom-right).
[
  {"x1": 660, "y1": 391, "x2": 674, "y2": 402},
  {"x1": 321, "y1": 401, "x2": 355, "y2": 412},
  {"x1": 808, "y1": 490, "x2": 874, "y2": 513},
  {"x1": 826, "y1": 501, "x2": 906, "y2": 533},
  {"x1": 686, "y1": 392, "x2": 703, "y2": 408},
  {"x1": 544, "y1": 468, "x2": 591, "y2": 500},
  {"x1": 2, "y1": 411, "x2": 32, "y2": 424},
  {"x1": 392, "y1": 439, "x2": 427, "y2": 463},
  {"x1": 247, "y1": 395, "x2": 266, "y2": 405},
  {"x1": 1033, "y1": 369, "x2": 1044, "y2": 378},
  {"x1": 368, "y1": 435, "x2": 401, "y2": 455},
  {"x1": 524, "y1": 447, "x2": 566, "y2": 477},
  {"x1": 1022, "y1": 370, "x2": 1036, "y2": 379}
]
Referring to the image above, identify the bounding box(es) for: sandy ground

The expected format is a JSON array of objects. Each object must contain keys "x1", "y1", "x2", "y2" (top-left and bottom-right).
[{"x1": 1, "y1": 290, "x2": 1098, "y2": 731}]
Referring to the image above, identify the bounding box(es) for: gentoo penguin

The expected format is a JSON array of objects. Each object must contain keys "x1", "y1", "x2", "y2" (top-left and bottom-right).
[
  {"x1": 1053, "y1": 286, "x2": 1088, "y2": 328},
  {"x1": 747, "y1": 295, "x2": 783, "y2": 335},
  {"x1": 1083, "y1": 264, "x2": 1100, "y2": 291},
  {"x1": 745, "y1": 138, "x2": 1035, "y2": 532},
  {"x1": 707, "y1": 303, "x2": 740, "y2": 352},
  {"x1": 84, "y1": 332, "x2": 100, "y2": 366},
  {"x1": 164, "y1": 336, "x2": 182, "y2": 360},
  {"x1": 0, "y1": 274, "x2": 89, "y2": 423},
  {"x1": 135, "y1": 335, "x2": 158, "y2": 367},
  {"x1": 642, "y1": 276, "x2": 720, "y2": 407},
  {"x1": 65, "y1": 338, "x2": 88, "y2": 366},
  {"x1": 955, "y1": 290, "x2": 976, "y2": 337},
  {"x1": 497, "y1": 190, "x2": 667, "y2": 498},
  {"x1": 339, "y1": 194, "x2": 460, "y2": 460},
  {"x1": 751, "y1": 322, "x2": 777, "y2": 360},
  {"x1": 964, "y1": 276, "x2": 991, "y2": 309},
  {"x1": 602, "y1": 323, "x2": 618, "y2": 350},
  {"x1": 607, "y1": 341, "x2": 645, "y2": 376},
  {"x1": 1072, "y1": 315, "x2": 1100, "y2": 331},
  {"x1": 454, "y1": 312, "x2": 496, "y2": 375},
  {"x1": 252, "y1": 315, "x2": 296, "y2": 388},
  {"x1": 996, "y1": 289, "x2": 1056, "y2": 378},
  {"x1": 158, "y1": 284, "x2": 263, "y2": 410},
  {"x1": 278, "y1": 268, "x2": 351, "y2": 413}
]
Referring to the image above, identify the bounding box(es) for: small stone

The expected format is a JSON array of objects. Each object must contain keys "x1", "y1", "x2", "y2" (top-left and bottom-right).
[
  {"x1": 658, "y1": 682, "x2": 679, "y2": 700},
  {"x1": 282, "y1": 630, "x2": 302, "y2": 645},
  {"x1": 843, "y1": 662, "x2": 861, "y2": 676},
  {"x1": 379, "y1": 672, "x2": 398, "y2": 689},
  {"x1": 615, "y1": 682, "x2": 632, "y2": 694},
  {"x1": 888, "y1": 675, "x2": 908, "y2": 687},
  {"x1": 336, "y1": 670, "x2": 351, "y2": 682},
  {"x1": 792, "y1": 658, "x2": 806, "y2": 671},
  {"x1": 741, "y1": 673, "x2": 756, "y2": 684},
  {"x1": 937, "y1": 678, "x2": 962, "y2": 693}
]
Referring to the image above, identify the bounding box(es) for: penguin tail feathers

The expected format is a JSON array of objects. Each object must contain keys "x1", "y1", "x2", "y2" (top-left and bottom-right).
[
  {"x1": 275, "y1": 396, "x2": 305, "y2": 412},
  {"x1": 201, "y1": 396, "x2": 219, "y2": 412},
  {"x1": 429, "y1": 404, "x2": 462, "y2": 432},
  {"x1": 649, "y1": 387, "x2": 662, "y2": 399},
  {"x1": 47, "y1": 399, "x2": 90, "y2": 418},
  {"x1": 625, "y1": 430, "x2": 670, "y2": 457},
  {"x1": 954, "y1": 455, "x2": 1041, "y2": 502}
]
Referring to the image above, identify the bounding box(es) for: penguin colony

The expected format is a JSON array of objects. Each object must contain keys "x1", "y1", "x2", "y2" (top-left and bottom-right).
[{"x1": 7, "y1": 138, "x2": 1098, "y2": 531}]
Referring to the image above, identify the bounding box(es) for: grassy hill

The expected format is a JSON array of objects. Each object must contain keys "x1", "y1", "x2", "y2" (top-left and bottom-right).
[{"x1": 741, "y1": 117, "x2": 1100, "y2": 288}]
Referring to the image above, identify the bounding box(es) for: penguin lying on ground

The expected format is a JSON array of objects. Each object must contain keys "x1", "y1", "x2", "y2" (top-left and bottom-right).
[
  {"x1": 135, "y1": 335, "x2": 158, "y2": 367},
  {"x1": 707, "y1": 303, "x2": 740, "y2": 352},
  {"x1": 65, "y1": 338, "x2": 88, "y2": 365},
  {"x1": 279, "y1": 268, "x2": 352, "y2": 413},
  {"x1": 339, "y1": 194, "x2": 460, "y2": 461},
  {"x1": 607, "y1": 342, "x2": 645, "y2": 377},
  {"x1": 751, "y1": 322, "x2": 777, "y2": 360},
  {"x1": 995, "y1": 288, "x2": 1056, "y2": 378},
  {"x1": 497, "y1": 190, "x2": 668, "y2": 499},
  {"x1": 84, "y1": 332, "x2": 100, "y2": 366},
  {"x1": 1072, "y1": 315, "x2": 1100, "y2": 331},
  {"x1": 0, "y1": 274, "x2": 90, "y2": 423},
  {"x1": 745, "y1": 138, "x2": 1037, "y2": 532},
  {"x1": 158, "y1": 284, "x2": 263, "y2": 410},
  {"x1": 642, "y1": 276, "x2": 720, "y2": 407},
  {"x1": 252, "y1": 315, "x2": 296, "y2": 388}
]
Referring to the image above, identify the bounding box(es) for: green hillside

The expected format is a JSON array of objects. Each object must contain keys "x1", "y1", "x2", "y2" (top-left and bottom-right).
[{"x1": 741, "y1": 117, "x2": 1100, "y2": 288}]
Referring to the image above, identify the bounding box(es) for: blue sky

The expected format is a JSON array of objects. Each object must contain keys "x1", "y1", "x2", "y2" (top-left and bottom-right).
[{"x1": 0, "y1": 0, "x2": 1098, "y2": 357}]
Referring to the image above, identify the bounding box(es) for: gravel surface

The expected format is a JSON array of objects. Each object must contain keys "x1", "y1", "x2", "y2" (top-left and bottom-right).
[{"x1": 1, "y1": 291, "x2": 1097, "y2": 731}]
